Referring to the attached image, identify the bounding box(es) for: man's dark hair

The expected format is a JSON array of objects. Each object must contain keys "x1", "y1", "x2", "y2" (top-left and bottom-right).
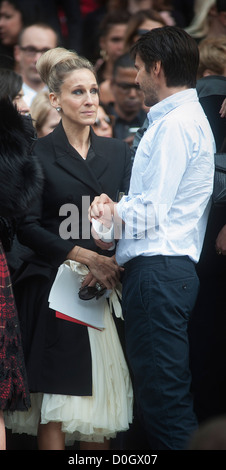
[
  {"x1": 112, "y1": 53, "x2": 136, "y2": 78},
  {"x1": 130, "y1": 26, "x2": 199, "y2": 88},
  {"x1": 216, "y1": 0, "x2": 226, "y2": 12}
]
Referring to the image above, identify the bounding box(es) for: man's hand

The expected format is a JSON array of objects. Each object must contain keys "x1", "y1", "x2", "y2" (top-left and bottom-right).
[
  {"x1": 88, "y1": 193, "x2": 115, "y2": 222},
  {"x1": 220, "y1": 98, "x2": 226, "y2": 118},
  {"x1": 87, "y1": 253, "x2": 123, "y2": 290}
]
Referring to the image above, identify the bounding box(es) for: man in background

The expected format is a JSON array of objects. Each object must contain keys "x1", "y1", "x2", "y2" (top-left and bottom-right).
[
  {"x1": 14, "y1": 23, "x2": 58, "y2": 106},
  {"x1": 107, "y1": 52, "x2": 147, "y2": 145}
]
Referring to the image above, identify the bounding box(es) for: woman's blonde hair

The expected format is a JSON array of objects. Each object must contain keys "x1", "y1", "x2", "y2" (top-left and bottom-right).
[
  {"x1": 197, "y1": 35, "x2": 226, "y2": 78},
  {"x1": 36, "y1": 47, "x2": 96, "y2": 94},
  {"x1": 30, "y1": 90, "x2": 54, "y2": 133}
]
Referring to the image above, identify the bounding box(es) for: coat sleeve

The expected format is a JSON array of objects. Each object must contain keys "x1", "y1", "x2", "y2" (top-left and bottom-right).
[{"x1": 17, "y1": 189, "x2": 75, "y2": 269}]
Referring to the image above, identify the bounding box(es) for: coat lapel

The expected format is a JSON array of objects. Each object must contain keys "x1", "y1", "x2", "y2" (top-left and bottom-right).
[{"x1": 52, "y1": 124, "x2": 108, "y2": 195}]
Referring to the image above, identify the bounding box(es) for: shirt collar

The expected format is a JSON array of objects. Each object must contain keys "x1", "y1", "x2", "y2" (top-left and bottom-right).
[{"x1": 147, "y1": 88, "x2": 198, "y2": 125}]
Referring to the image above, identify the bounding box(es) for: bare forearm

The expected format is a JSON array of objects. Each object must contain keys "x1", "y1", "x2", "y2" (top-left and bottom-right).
[{"x1": 66, "y1": 245, "x2": 97, "y2": 265}]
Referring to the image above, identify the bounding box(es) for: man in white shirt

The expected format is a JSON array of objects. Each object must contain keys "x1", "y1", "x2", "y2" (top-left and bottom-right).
[
  {"x1": 14, "y1": 23, "x2": 58, "y2": 106},
  {"x1": 89, "y1": 26, "x2": 215, "y2": 449}
]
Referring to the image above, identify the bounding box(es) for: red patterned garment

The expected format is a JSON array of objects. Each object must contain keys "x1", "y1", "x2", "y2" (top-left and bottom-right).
[{"x1": 0, "y1": 241, "x2": 30, "y2": 411}]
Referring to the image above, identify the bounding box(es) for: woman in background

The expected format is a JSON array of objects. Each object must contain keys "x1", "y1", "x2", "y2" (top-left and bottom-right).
[
  {"x1": 0, "y1": 68, "x2": 29, "y2": 115},
  {"x1": 30, "y1": 90, "x2": 60, "y2": 137},
  {"x1": 92, "y1": 103, "x2": 114, "y2": 138},
  {"x1": 0, "y1": 68, "x2": 31, "y2": 276},
  {"x1": 95, "y1": 11, "x2": 130, "y2": 106},
  {"x1": 123, "y1": 9, "x2": 166, "y2": 53},
  {"x1": 0, "y1": 97, "x2": 42, "y2": 450},
  {"x1": 0, "y1": 0, "x2": 46, "y2": 69}
]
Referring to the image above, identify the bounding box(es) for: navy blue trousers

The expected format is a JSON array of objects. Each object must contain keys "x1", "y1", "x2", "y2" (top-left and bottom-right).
[{"x1": 122, "y1": 255, "x2": 199, "y2": 450}]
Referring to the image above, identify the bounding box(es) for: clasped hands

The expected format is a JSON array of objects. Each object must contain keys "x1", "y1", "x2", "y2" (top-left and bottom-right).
[
  {"x1": 81, "y1": 193, "x2": 123, "y2": 290},
  {"x1": 89, "y1": 193, "x2": 119, "y2": 251}
]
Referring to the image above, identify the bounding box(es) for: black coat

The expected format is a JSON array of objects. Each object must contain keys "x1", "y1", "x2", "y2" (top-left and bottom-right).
[{"x1": 14, "y1": 122, "x2": 132, "y2": 395}]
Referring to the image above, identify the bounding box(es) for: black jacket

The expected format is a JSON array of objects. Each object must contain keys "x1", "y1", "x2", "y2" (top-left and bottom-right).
[{"x1": 13, "y1": 122, "x2": 132, "y2": 395}]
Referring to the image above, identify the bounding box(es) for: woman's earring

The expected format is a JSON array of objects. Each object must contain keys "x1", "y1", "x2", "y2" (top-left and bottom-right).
[
  {"x1": 100, "y1": 49, "x2": 108, "y2": 61},
  {"x1": 56, "y1": 106, "x2": 61, "y2": 112}
]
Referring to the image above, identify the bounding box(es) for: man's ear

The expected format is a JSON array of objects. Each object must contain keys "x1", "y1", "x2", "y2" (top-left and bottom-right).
[
  {"x1": 14, "y1": 44, "x2": 21, "y2": 64},
  {"x1": 153, "y1": 60, "x2": 162, "y2": 76}
]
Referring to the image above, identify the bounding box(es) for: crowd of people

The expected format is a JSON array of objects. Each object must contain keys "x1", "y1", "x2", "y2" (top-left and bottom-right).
[{"x1": 0, "y1": 0, "x2": 226, "y2": 452}]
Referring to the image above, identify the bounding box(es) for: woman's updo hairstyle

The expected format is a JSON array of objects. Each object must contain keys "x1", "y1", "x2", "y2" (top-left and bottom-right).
[{"x1": 36, "y1": 47, "x2": 96, "y2": 94}]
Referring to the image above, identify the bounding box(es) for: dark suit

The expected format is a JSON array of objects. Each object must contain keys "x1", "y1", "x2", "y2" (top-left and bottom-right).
[{"x1": 14, "y1": 122, "x2": 132, "y2": 395}]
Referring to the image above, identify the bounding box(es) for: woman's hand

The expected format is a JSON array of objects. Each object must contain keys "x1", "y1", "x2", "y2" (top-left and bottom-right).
[
  {"x1": 67, "y1": 245, "x2": 123, "y2": 290},
  {"x1": 81, "y1": 271, "x2": 98, "y2": 287},
  {"x1": 87, "y1": 253, "x2": 123, "y2": 290}
]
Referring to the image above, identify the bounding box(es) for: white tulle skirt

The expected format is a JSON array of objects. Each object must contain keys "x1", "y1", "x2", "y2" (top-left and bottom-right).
[{"x1": 5, "y1": 308, "x2": 133, "y2": 445}]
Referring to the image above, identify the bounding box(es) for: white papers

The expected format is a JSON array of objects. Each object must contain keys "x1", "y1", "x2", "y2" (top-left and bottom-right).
[{"x1": 48, "y1": 263, "x2": 106, "y2": 330}]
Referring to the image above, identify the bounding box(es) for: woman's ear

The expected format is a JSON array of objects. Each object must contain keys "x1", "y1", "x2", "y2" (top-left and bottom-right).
[
  {"x1": 203, "y1": 68, "x2": 217, "y2": 77},
  {"x1": 49, "y1": 92, "x2": 60, "y2": 109}
]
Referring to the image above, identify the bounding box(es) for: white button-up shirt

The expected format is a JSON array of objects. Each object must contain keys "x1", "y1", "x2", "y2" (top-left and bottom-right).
[
  {"x1": 116, "y1": 88, "x2": 215, "y2": 266},
  {"x1": 22, "y1": 83, "x2": 48, "y2": 106}
]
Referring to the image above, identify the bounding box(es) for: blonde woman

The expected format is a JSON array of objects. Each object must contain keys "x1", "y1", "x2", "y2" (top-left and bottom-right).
[
  {"x1": 197, "y1": 34, "x2": 226, "y2": 78},
  {"x1": 5, "y1": 47, "x2": 133, "y2": 450},
  {"x1": 30, "y1": 90, "x2": 60, "y2": 137}
]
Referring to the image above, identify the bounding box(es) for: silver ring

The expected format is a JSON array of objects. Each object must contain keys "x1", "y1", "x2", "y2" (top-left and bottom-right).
[
  {"x1": 95, "y1": 282, "x2": 102, "y2": 291},
  {"x1": 217, "y1": 250, "x2": 222, "y2": 255}
]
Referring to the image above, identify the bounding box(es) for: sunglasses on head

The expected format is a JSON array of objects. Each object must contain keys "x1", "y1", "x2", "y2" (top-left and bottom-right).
[{"x1": 137, "y1": 29, "x2": 150, "y2": 36}]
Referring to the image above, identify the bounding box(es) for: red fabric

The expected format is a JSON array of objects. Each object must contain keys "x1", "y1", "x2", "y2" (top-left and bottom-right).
[
  {"x1": 0, "y1": 241, "x2": 30, "y2": 411},
  {"x1": 80, "y1": 0, "x2": 100, "y2": 16},
  {"x1": 57, "y1": 6, "x2": 68, "y2": 38}
]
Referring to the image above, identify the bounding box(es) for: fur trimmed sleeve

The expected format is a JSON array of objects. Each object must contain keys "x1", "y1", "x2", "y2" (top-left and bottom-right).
[{"x1": 0, "y1": 98, "x2": 43, "y2": 218}]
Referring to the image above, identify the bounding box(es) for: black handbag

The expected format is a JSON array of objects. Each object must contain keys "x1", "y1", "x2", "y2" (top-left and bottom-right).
[{"x1": 212, "y1": 153, "x2": 226, "y2": 205}]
